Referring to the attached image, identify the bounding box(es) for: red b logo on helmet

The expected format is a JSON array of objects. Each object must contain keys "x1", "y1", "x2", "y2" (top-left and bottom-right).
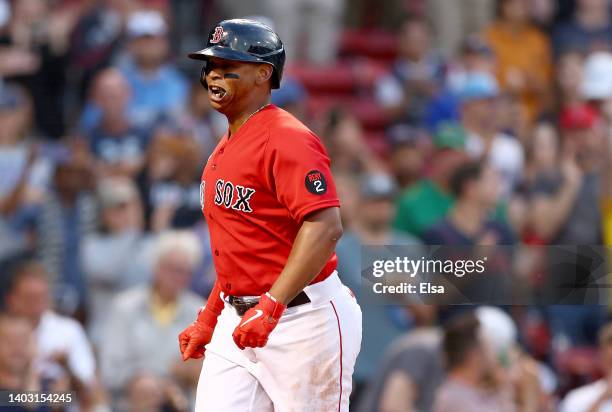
[{"x1": 211, "y1": 27, "x2": 223, "y2": 44}]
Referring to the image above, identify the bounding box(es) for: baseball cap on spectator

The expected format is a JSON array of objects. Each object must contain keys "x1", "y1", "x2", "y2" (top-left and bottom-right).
[
  {"x1": 461, "y1": 35, "x2": 493, "y2": 57},
  {"x1": 459, "y1": 72, "x2": 499, "y2": 102},
  {"x1": 432, "y1": 122, "x2": 466, "y2": 150},
  {"x1": 581, "y1": 52, "x2": 612, "y2": 100},
  {"x1": 387, "y1": 124, "x2": 425, "y2": 148},
  {"x1": 126, "y1": 10, "x2": 167, "y2": 39},
  {"x1": 558, "y1": 104, "x2": 599, "y2": 130},
  {"x1": 360, "y1": 173, "x2": 398, "y2": 200},
  {"x1": 476, "y1": 306, "x2": 517, "y2": 357},
  {"x1": 97, "y1": 177, "x2": 138, "y2": 209}
]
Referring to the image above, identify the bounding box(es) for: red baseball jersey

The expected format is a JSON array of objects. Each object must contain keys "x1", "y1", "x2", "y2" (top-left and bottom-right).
[{"x1": 201, "y1": 105, "x2": 340, "y2": 296}]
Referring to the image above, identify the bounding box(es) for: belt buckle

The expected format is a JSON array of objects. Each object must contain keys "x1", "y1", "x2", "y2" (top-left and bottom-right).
[{"x1": 229, "y1": 296, "x2": 260, "y2": 317}]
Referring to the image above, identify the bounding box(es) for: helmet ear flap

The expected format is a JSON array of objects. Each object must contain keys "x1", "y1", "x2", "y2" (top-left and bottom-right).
[{"x1": 200, "y1": 65, "x2": 208, "y2": 89}]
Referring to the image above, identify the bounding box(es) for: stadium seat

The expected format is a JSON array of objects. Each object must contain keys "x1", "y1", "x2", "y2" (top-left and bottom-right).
[
  {"x1": 286, "y1": 64, "x2": 357, "y2": 95},
  {"x1": 339, "y1": 29, "x2": 398, "y2": 63}
]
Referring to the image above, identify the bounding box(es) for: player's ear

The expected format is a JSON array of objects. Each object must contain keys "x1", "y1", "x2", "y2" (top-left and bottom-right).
[{"x1": 256, "y1": 64, "x2": 273, "y2": 86}]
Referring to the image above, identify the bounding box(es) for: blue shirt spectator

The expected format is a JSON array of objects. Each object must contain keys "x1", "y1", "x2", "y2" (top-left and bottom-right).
[
  {"x1": 552, "y1": 0, "x2": 612, "y2": 57},
  {"x1": 118, "y1": 58, "x2": 189, "y2": 131}
]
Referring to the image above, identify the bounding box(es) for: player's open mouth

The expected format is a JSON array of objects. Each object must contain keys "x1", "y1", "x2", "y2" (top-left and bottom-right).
[{"x1": 209, "y1": 85, "x2": 227, "y2": 102}]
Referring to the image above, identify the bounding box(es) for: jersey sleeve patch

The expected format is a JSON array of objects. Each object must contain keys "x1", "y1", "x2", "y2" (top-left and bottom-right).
[{"x1": 304, "y1": 169, "x2": 327, "y2": 195}]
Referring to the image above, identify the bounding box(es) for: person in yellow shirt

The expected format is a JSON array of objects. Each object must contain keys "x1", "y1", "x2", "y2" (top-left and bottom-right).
[{"x1": 484, "y1": 0, "x2": 553, "y2": 123}]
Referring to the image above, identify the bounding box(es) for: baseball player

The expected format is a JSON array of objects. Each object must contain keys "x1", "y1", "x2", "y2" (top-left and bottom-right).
[{"x1": 178, "y1": 19, "x2": 362, "y2": 412}]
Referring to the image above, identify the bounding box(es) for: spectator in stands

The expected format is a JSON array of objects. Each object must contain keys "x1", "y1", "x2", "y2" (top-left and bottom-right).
[
  {"x1": 560, "y1": 321, "x2": 612, "y2": 412},
  {"x1": 0, "y1": 0, "x2": 78, "y2": 139},
  {"x1": 3, "y1": 259, "x2": 98, "y2": 407},
  {"x1": 336, "y1": 173, "x2": 423, "y2": 401},
  {"x1": 69, "y1": 0, "x2": 126, "y2": 104},
  {"x1": 263, "y1": 0, "x2": 344, "y2": 63},
  {"x1": 141, "y1": 127, "x2": 216, "y2": 298},
  {"x1": 532, "y1": 104, "x2": 607, "y2": 346},
  {"x1": 496, "y1": 92, "x2": 531, "y2": 143},
  {"x1": 99, "y1": 230, "x2": 203, "y2": 396},
  {"x1": 144, "y1": 131, "x2": 206, "y2": 231},
  {"x1": 582, "y1": 52, "x2": 612, "y2": 125},
  {"x1": 530, "y1": 0, "x2": 558, "y2": 29},
  {"x1": 117, "y1": 10, "x2": 188, "y2": 131},
  {"x1": 423, "y1": 161, "x2": 515, "y2": 245},
  {"x1": 461, "y1": 72, "x2": 524, "y2": 198},
  {"x1": 519, "y1": 119, "x2": 561, "y2": 242},
  {"x1": 337, "y1": 172, "x2": 422, "y2": 288},
  {"x1": 0, "y1": 85, "x2": 50, "y2": 260},
  {"x1": 433, "y1": 307, "x2": 542, "y2": 412},
  {"x1": 446, "y1": 36, "x2": 496, "y2": 94},
  {"x1": 271, "y1": 76, "x2": 309, "y2": 123},
  {"x1": 557, "y1": 50, "x2": 585, "y2": 111},
  {"x1": 357, "y1": 305, "x2": 442, "y2": 412},
  {"x1": 394, "y1": 123, "x2": 469, "y2": 238},
  {"x1": 123, "y1": 373, "x2": 189, "y2": 412},
  {"x1": 176, "y1": 83, "x2": 225, "y2": 160},
  {"x1": 552, "y1": 0, "x2": 612, "y2": 57},
  {"x1": 85, "y1": 68, "x2": 150, "y2": 178},
  {"x1": 322, "y1": 108, "x2": 385, "y2": 175},
  {"x1": 0, "y1": 85, "x2": 48, "y2": 205},
  {"x1": 427, "y1": 0, "x2": 495, "y2": 57},
  {"x1": 533, "y1": 104, "x2": 603, "y2": 245},
  {"x1": 387, "y1": 126, "x2": 429, "y2": 190},
  {"x1": 485, "y1": 0, "x2": 553, "y2": 123},
  {"x1": 81, "y1": 176, "x2": 153, "y2": 344},
  {"x1": 333, "y1": 172, "x2": 360, "y2": 229},
  {"x1": 426, "y1": 36, "x2": 495, "y2": 132},
  {"x1": 0, "y1": 313, "x2": 47, "y2": 412},
  {"x1": 35, "y1": 142, "x2": 97, "y2": 315},
  {"x1": 375, "y1": 16, "x2": 446, "y2": 128}
]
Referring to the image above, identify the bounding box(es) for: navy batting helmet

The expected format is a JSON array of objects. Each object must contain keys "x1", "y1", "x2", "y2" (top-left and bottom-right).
[{"x1": 188, "y1": 19, "x2": 285, "y2": 89}]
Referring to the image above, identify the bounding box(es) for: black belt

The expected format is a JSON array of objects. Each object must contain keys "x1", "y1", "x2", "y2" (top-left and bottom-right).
[{"x1": 227, "y1": 292, "x2": 311, "y2": 316}]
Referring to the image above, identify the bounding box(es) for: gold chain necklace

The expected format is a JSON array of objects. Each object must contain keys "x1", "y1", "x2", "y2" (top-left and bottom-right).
[{"x1": 239, "y1": 103, "x2": 270, "y2": 128}]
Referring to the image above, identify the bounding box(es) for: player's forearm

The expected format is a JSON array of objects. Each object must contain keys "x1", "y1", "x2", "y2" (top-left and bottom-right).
[{"x1": 269, "y1": 207, "x2": 342, "y2": 304}]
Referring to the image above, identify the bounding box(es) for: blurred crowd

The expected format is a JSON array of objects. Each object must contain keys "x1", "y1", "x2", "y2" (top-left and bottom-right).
[{"x1": 2, "y1": 0, "x2": 612, "y2": 411}]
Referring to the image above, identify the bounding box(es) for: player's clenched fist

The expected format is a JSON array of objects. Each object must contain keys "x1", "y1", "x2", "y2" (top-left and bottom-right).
[
  {"x1": 232, "y1": 292, "x2": 286, "y2": 350},
  {"x1": 179, "y1": 282, "x2": 224, "y2": 361}
]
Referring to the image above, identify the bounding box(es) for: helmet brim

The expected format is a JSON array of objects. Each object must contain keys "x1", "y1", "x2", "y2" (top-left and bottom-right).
[{"x1": 188, "y1": 45, "x2": 265, "y2": 64}]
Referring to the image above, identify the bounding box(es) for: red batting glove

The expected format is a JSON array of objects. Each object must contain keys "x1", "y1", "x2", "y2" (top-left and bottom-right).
[
  {"x1": 232, "y1": 292, "x2": 286, "y2": 350},
  {"x1": 179, "y1": 282, "x2": 224, "y2": 361}
]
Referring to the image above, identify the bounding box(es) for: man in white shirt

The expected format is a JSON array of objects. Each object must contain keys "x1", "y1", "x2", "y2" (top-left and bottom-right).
[
  {"x1": 561, "y1": 322, "x2": 612, "y2": 412},
  {"x1": 3, "y1": 258, "x2": 97, "y2": 400}
]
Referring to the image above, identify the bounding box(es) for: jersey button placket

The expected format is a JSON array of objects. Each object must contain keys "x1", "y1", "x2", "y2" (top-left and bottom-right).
[{"x1": 212, "y1": 145, "x2": 224, "y2": 170}]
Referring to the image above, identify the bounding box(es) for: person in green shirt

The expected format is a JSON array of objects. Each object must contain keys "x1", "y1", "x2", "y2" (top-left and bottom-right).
[{"x1": 393, "y1": 123, "x2": 468, "y2": 238}]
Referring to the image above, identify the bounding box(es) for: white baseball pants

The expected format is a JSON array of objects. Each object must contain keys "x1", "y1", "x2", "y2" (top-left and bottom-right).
[{"x1": 194, "y1": 271, "x2": 362, "y2": 412}]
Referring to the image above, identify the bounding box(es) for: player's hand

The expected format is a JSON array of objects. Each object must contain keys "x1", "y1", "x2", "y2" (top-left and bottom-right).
[
  {"x1": 179, "y1": 283, "x2": 225, "y2": 361},
  {"x1": 232, "y1": 292, "x2": 286, "y2": 350},
  {"x1": 179, "y1": 310, "x2": 216, "y2": 361}
]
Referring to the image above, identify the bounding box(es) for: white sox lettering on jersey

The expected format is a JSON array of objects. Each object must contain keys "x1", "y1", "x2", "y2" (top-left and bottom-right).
[{"x1": 213, "y1": 179, "x2": 256, "y2": 213}]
